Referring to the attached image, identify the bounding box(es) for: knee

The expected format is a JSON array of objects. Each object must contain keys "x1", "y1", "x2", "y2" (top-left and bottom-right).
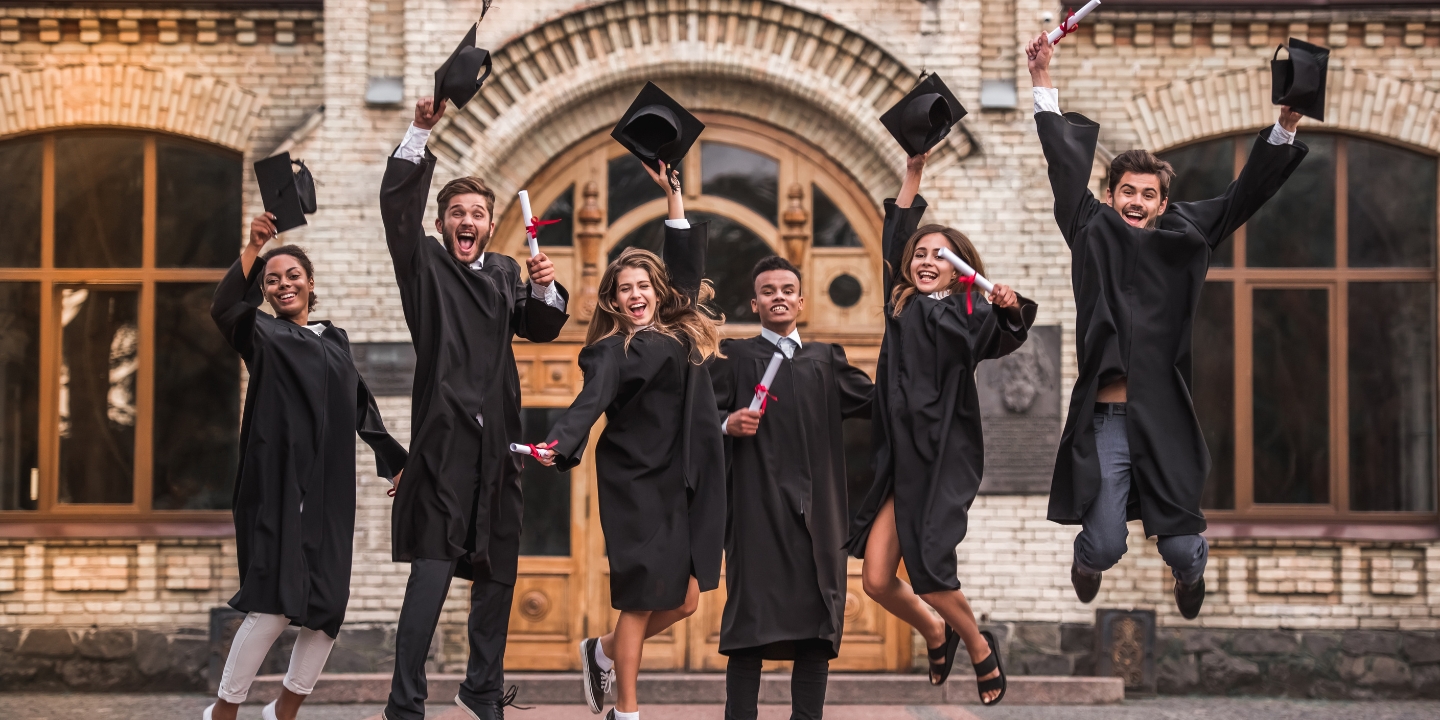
[
  {"x1": 1156, "y1": 535, "x2": 1208, "y2": 574},
  {"x1": 861, "y1": 569, "x2": 891, "y2": 601},
  {"x1": 676, "y1": 591, "x2": 700, "y2": 618},
  {"x1": 1075, "y1": 531, "x2": 1128, "y2": 572}
]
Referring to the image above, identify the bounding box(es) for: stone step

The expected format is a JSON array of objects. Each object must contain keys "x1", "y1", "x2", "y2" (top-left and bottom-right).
[{"x1": 246, "y1": 672, "x2": 1123, "y2": 706}]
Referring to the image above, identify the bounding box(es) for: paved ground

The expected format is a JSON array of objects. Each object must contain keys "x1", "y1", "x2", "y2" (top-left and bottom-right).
[{"x1": 6, "y1": 696, "x2": 1440, "y2": 720}]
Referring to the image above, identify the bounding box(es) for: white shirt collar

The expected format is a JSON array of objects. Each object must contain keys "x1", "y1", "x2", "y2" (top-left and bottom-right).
[
  {"x1": 928, "y1": 289, "x2": 952, "y2": 300},
  {"x1": 760, "y1": 326, "x2": 802, "y2": 349},
  {"x1": 468, "y1": 252, "x2": 486, "y2": 270}
]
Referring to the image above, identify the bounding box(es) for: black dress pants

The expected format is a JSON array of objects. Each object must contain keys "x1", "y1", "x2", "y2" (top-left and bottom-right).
[
  {"x1": 725, "y1": 641, "x2": 830, "y2": 720},
  {"x1": 385, "y1": 558, "x2": 515, "y2": 720}
]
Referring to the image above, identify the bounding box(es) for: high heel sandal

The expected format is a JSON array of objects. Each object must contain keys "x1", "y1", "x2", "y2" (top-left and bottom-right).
[
  {"x1": 973, "y1": 630, "x2": 1007, "y2": 706},
  {"x1": 927, "y1": 624, "x2": 960, "y2": 685}
]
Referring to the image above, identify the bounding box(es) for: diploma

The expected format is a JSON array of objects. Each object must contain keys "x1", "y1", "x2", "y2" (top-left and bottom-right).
[
  {"x1": 518, "y1": 190, "x2": 539, "y2": 257},
  {"x1": 510, "y1": 441, "x2": 556, "y2": 459},
  {"x1": 749, "y1": 351, "x2": 784, "y2": 413},
  {"x1": 1047, "y1": 0, "x2": 1101, "y2": 44},
  {"x1": 937, "y1": 247, "x2": 995, "y2": 293}
]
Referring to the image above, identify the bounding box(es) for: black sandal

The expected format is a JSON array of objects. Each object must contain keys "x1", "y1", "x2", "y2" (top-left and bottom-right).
[
  {"x1": 927, "y1": 624, "x2": 960, "y2": 685},
  {"x1": 973, "y1": 630, "x2": 1006, "y2": 706}
]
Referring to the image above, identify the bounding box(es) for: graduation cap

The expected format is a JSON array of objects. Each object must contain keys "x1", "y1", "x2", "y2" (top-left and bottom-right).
[
  {"x1": 1271, "y1": 38, "x2": 1329, "y2": 122},
  {"x1": 254, "y1": 152, "x2": 316, "y2": 233},
  {"x1": 611, "y1": 82, "x2": 705, "y2": 168},
  {"x1": 434, "y1": 23, "x2": 493, "y2": 111},
  {"x1": 880, "y1": 73, "x2": 967, "y2": 157}
]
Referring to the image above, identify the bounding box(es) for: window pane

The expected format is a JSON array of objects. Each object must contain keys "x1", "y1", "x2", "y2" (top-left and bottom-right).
[
  {"x1": 55, "y1": 135, "x2": 144, "y2": 269},
  {"x1": 812, "y1": 185, "x2": 862, "y2": 248},
  {"x1": 1252, "y1": 288, "x2": 1330, "y2": 504},
  {"x1": 607, "y1": 154, "x2": 665, "y2": 221},
  {"x1": 520, "y1": 407, "x2": 570, "y2": 556},
  {"x1": 0, "y1": 140, "x2": 42, "y2": 268},
  {"x1": 1162, "y1": 138, "x2": 1236, "y2": 267},
  {"x1": 153, "y1": 283, "x2": 239, "y2": 510},
  {"x1": 609, "y1": 212, "x2": 775, "y2": 323},
  {"x1": 701, "y1": 143, "x2": 778, "y2": 224},
  {"x1": 1194, "y1": 281, "x2": 1235, "y2": 510},
  {"x1": 0, "y1": 283, "x2": 40, "y2": 510},
  {"x1": 538, "y1": 185, "x2": 574, "y2": 247},
  {"x1": 1349, "y1": 282, "x2": 1436, "y2": 511},
  {"x1": 156, "y1": 139, "x2": 242, "y2": 268},
  {"x1": 1247, "y1": 135, "x2": 1336, "y2": 268},
  {"x1": 1348, "y1": 138, "x2": 1437, "y2": 268},
  {"x1": 58, "y1": 288, "x2": 139, "y2": 504}
]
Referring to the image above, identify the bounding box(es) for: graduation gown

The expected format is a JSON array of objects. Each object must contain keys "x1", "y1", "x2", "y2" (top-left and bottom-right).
[
  {"x1": 544, "y1": 223, "x2": 726, "y2": 611},
  {"x1": 844, "y1": 196, "x2": 1037, "y2": 595},
  {"x1": 211, "y1": 257, "x2": 407, "y2": 637},
  {"x1": 1038, "y1": 111, "x2": 1307, "y2": 537},
  {"x1": 711, "y1": 335, "x2": 873, "y2": 658},
  {"x1": 379, "y1": 150, "x2": 569, "y2": 583}
]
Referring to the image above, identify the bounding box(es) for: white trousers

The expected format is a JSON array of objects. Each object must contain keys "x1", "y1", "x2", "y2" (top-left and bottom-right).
[{"x1": 217, "y1": 612, "x2": 336, "y2": 704}]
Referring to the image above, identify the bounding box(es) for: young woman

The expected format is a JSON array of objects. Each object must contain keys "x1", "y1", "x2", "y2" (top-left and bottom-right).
[
  {"x1": 844, "y1": 153, "x2": 1037, "y2": 706},
  {"x1": 206, "y1": 213, "x2": 407, "y2": 720},
  {"x1": 533, "y1": 161, "x2": 726, "y2": 720}
]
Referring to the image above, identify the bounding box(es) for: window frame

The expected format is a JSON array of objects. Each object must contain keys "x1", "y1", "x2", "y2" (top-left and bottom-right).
[
  {"x1": 0, "y1": 130, "x2": 237, "y2": 528},
  {"x1": 1174, "y1": 129, "x2": 1440, "y2": 524}
]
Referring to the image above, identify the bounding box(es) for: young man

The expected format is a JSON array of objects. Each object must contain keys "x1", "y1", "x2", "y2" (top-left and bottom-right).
[
  {"x1": 1026, "y1": 34, "x2": 1307, "y2": 619},
  {"x1": 707, "y1": 256, "x2": 873, "y2": 720},
  {"x1": 375, "y1": 97, "x2": 570, "y2": 720}
]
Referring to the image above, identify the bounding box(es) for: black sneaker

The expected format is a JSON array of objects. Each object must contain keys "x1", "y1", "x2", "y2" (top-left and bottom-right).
[
  {"x1": 580, "y1": 637, "x2": 609, "y2": 714},
  {"x1": 1175, "y1": 577, "x2": 1205, "y2": 619},
  {"x1": 455, "y1": 685, "x2": 529, "y2": 720},
  {"x1": 1071, "y1": 560, "x2": 1102, "y2": 603}
]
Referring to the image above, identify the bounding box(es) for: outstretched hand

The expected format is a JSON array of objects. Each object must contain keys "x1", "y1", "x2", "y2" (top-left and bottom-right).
[
  {"x1": 643, "y1": 159, "x2": 686, "y2": 219},
  {"x1": 414, "y1": 96, "x2": 447, "y2": 130},
  {"x1": 249, "y1": 213, "x2": 277, "y2": 249},
  {"x1": 1026, "y1": 33, "x2": 1054, "y2": 87},
  {"x1": 988, "y1": 283, "x2": 1019, "y2": 310},
  {"x1": 1278, "y1": 106, "x2": 1302, "y2": 133}
]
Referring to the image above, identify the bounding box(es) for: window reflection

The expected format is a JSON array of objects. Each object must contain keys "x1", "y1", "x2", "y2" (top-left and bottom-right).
[
  {"x1": 1349, "y1": 283, "x2": 1436, "y2": 511},
  {"x1": 1247, "y1": 136, "x2": 1336, "y2": 268},
  {"x1": 539, "y1": 185, "x2": 575, "y2": 247},
  {"x1": 152, "y1": 283, "x2": 239, "y2": 510},
  {"x1": 1162, "y1": 138, "x2": 1236, "y2": 267},
  {"x1": 56, "y1": 135, "x2": 145, "y2": 269},
  {"x1": 1348, "y1": 138, "x2": 1437, "y2": 268},
  {"x1": 701, "y1": 143, "x2": 779, "y2": 224},
  {"x1": 0, "y1": 140, "x2": 42, "y2": 268},
  {"x1": 520, "y1": 407, "x2": 571, "y2": 556},
  {"x1": 608, "y1": 154, "x2": 666, "y2": 221},
  {"x1": 1252, "y1": 288, "x2": 1329, "y2": 504},
  {"x1": 58, "y1": 288, "x2": 139, "y2": 504},
  {"x1": 610, "y1": 212, "x2": 775, "y2": 323},
  {"x1": 812, "y1": 185, "x2": 862, "y2": 248},
  {"x1": 157, "y1": 139, "x2": 243, "y2": 268},
  {"x1": 1194, "y1": 282, "x2": 1234, "y2": 510},
  {"x1": 0, "y1": 283, "x2": 40, "y2": 511}
]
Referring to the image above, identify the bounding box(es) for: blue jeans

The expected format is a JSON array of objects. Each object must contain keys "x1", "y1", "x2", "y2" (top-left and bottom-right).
[{"x1": 1073, "y1": 404, "x2": 1208, "y2": 586}]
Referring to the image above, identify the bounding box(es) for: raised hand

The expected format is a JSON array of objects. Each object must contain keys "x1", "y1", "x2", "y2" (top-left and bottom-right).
[
  {"x1": 249, "y1": 213, "x2": 277, "y2": 248},
  {"x1": 527, "y1": 251, "x2": 556, "y2": 288},
  {"x1": 1026, "y1": 33, "x2": 1054, "y2": 87},
  {"x1": 414, "y1": 96, "x2": 447, "y2": 130},
  {"x1": 988, "y1": 283, "x2": 1019, "y2": 310},
  {"x1": 898, "y1": 151, "x2": 929, "y2": 209},
  {"x1": 643, "y1": 159, "x2": 686, "y2": 220},
  {"x1": 1278, "y1": 106, "x2": 1302, "y2": 134}
]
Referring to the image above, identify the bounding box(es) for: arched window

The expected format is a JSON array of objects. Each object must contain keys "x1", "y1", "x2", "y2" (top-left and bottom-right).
[
  {"x1": 0, "y1": 130, "x2": 242, "y2": 519},
  {"x1": 1161, "y1": 132, "x2": 1438, "y2": 519}
]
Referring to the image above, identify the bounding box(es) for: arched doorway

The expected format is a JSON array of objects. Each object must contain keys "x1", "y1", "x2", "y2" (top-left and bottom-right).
[{"x1": 496, "y1": 113, "x2": 911, "y2": 672}]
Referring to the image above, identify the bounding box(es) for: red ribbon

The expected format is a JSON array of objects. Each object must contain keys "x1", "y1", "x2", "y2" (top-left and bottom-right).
[
  {"x1": 526, "y1": 216, "x2": 562, "y2": 240},
  {"x1": 1055, "y1": 7, "x2": 1078, "y2": 43},
  {"x1": 752, "y1": 384, "x2": 777, "y2": 414},
  {"x1": 956, "y1": 274, "x2": 977, "y2": 315},
  {"x1": 514, "y1": 440, "x2": 558, "y2": 468}
]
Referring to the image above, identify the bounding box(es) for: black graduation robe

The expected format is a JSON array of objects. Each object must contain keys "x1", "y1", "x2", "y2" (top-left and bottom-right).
[
  {"x1": 711, "y1": 335, "x2": 873, "y2": 658},
  {"x1": 1038, "y1": 111, "x2": 1307, "y2": 537},
  {"x1": 379, "y1": 149, "x2": 569, "y2": 583},
  {"x1": 844, "y1": 196, "x2": 1037, "y2": 595},
  {"x1": 543, "y1": 223, "x2": 726, "y2": 611},
  {"x1": 211, "y1": 257, "x2": 407, "y2": 638}
]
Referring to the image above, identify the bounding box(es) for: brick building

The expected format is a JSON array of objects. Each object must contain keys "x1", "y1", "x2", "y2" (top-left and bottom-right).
[{"x1": 1, "y1": 0, "x2": 1438, "y2": 699}]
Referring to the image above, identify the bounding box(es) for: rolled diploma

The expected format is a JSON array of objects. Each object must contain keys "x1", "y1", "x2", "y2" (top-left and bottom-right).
[
  {"x1": 1047, "y1": 0, "x2": 1101, "y2": 44},
  {"x1": 518, "y1": 190, "x2": 538, "y2": 257},
  {"x1": 937, "y1": 247, "x2": 995, "y2": 293},
  {"x1": 509, "y1": 442, "x2": 547, "y2": 457},
  {"x1": 748, "y1": 351, "x2": 785, "y2": 412}
]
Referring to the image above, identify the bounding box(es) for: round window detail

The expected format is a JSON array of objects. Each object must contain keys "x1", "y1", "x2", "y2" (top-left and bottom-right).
[{"x1": 828, "y1": 274, "x2": 863, "y2": 308}]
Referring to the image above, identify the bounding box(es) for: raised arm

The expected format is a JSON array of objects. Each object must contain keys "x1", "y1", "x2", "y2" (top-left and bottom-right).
[
  {"x1": 379, "y1": 97, "x2": 446, "y2": 278},
  {"x1": 1026, "y1": 33, "x2": 1103, "y2": 246},
  {"x1": 644, "y1": 159, "x2": 708, "y2": 304},
  {"x1": 210, "y1": 215, "x2": 273, "y2": 358}
]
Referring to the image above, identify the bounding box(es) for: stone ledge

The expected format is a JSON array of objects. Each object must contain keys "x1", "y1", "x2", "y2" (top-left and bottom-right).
[{"x1": 244, "y1": 672, "x2": 1124, "y2": 706}]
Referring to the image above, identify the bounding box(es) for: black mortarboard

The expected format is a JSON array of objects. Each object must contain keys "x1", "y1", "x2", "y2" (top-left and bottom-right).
[
  {"x1": 1272, "y1": 38, "x2": 1329, "y2": 122},
  {"x1": 254, "y1": 152, "x2": 316, "y2": 233},
  {"x1": 611, "y1": 82, "x2": 705, "y2": 168},
  {"x1": 880, "y1": 74, "x2": 967, "y2": 157},
  {"x1": 434, "y1": 23, "x2": 493, "y2": 110}
]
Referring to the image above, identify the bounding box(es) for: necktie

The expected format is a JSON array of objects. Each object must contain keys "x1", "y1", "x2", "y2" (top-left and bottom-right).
[{"x1": 778, "y1": 337, "x2": 796, "y2": 359}]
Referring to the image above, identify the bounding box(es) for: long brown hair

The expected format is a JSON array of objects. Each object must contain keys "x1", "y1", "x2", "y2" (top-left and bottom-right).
[
  {"x1": 889, "y1": 224, "x2": 987, "y2": 318},
  {"x1": 586, "y1": 247, "x2": 724, "y2": 363}
]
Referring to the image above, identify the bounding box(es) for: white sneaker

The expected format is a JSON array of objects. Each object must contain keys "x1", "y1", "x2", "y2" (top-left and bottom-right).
[
  {"x1": 202, "y1": 704, "x2": 215, "y2": 720},
  {"x1": 262, "y1": 700, "x2": 279, "y2": 720}
]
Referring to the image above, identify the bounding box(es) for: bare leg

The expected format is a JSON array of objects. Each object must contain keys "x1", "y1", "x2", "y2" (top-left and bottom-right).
[
  {"x1": 919, "y1": 589, "x2": 1001, "y2": 703},
  {"x1": 600, "y1": 577, "x2": 701, "y2": 713},
  {"x1": 211, "y1": 700, "x2": 240, "y2": 720},
  {"x1": 860, "y1": 498, "x2": 946, "y2": 650},
  {"x1": 273, "y1": 688, "x2": 306, "y2": 720}
]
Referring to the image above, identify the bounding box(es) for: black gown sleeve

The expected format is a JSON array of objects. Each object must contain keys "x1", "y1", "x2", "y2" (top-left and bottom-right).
[
  {"x1": 356, "y1": 374, "x2": 407, "y2": 480},
  {"x1": 545, "y1": 342, "x2": 623, "y2": 471},
  {"x1": 1167, "y1": 129, "x2": 1309, "y2": 249},
  {"x1": 709, "y1": 340, "x2": 738, "y2": 425},
  {"x1": 881, "y1": 196, "x2": 929, "y2": 302},
  {"x1": 663, "y1": 221, "x2": 708, "y2": 305},
  {"x1": 975, "y1": 294, "x2": 1039, "y2": 361},
  {"x1": 1035, "y1": 111, "x2": 1105, "y2": 247},
  {"x1": 831, "y1": 344, "x2": 875, "y2": 420},
  {"x1": 379, "y1": 148, "x2": 438, "y2": 280},
  {"x1": 511, "y1": 278, "x2": 571, "y2": 343},
  {"x1": 210, "y1": 256, "x2": 266, "y2": 360}
]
